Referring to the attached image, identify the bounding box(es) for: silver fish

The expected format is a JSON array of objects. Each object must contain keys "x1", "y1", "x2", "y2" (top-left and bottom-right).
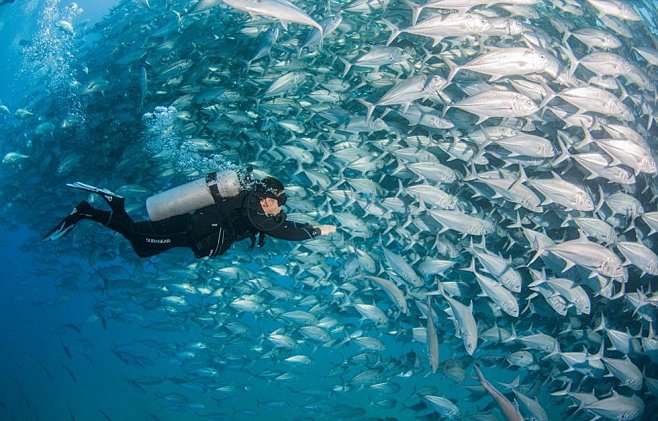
[
  {"x1": 549, "y1": 237, "x2": 627, "y2": 280},
  {"x1": 445, "y1": 91, "x2": 539, "y2": 124},
  {"x1": 223, "y1": 0, "x2": 323, "y2": 33},
  {"x1": 385, "y1": 12, "x2": 492, "y2": 46},
  {"x1": 446, "y1": 47, "x2": 553, "y2": 83},
  {"x1": 474, "y1": 364, "x2": 524, "y2": 421}
]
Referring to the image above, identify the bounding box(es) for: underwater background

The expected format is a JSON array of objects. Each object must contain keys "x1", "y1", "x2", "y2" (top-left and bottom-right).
[{"x1": 1, "y1": 0, "x2": 658, "y2": 420}]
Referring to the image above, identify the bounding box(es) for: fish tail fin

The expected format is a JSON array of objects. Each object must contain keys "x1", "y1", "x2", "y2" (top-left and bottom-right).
[
  {"x1": 594, "y1": 184, "x2": 605, "y2": 215},
  {"x1": 390, "y1": 159, "x2": 406, "y2": 176},
  {"x1": 542, "y1": 340, "x2": 561, "y2": 360},
  {"x1": 616, "y1": 78, "x2": 629, "y2": 102},
  {"x1": 593, "y1": 312, "x2": 607, "y2": 333},
  {"x1": 509, "y1": 164, "x2": 527, "y2": 191},
  {"x1": 338, "y1": 56, "x2": 352, "y2": 78},
  {"x1": 527, "y1": 244, "x2": 545, "y2": 266},
  {"x1": 507, "y1": 211, "x2": 523, "y2": 229},
  {"x1": 463, "y1": 254, "x2": 477, "y2": 275},
  {"x1": 503, "y1": 323, "x2": 517, "y2": 343},
  {"x1": 355, "y1": 98, "x2": 375, "y2": 122},
  {"x1": 560, "y1": 212, "x2": 574, "y2": 229},
  {"x1": 426, "y1": 280, "x2": 444, "y2": 297},
  {"x1": 401, "y1": 0, "x2": 423, "y2": 26},
  {"x1": 441, "y1": 103, "x2": 451, "y2": 118},
  {"x1": 462, "y1": 162, "x2": 479, "y2": 182},
  {"x1": 475, "y1": 124, "x2": 493, "y2": 156},
  {"x1": 499, "y1": 375, "x2": 520, "y2": 391},
  {"x1": 554, "y1": 134, "x2": 572, "y2": 166},
  {"x1": 380, "y1": 18, "x2": 401, "y2": 46},
  {"x1": 538, "y1": 79, "x2": 555, "y2": 109},
  {"x1": 630, "y1": 291, "x2": 646, "y2": 318},
  {"x1": 550, "y1": 379, "x2": 572, "y2": 397},
  {"x1": 609, "y1": 280, "x2": 626, "y2": 300},
  {"x1": 575, "y1": 126, "x2": 594, "y2": 149},
  {"x1": 444, "y1": 57, "x2": 459, "y2": 85},
  {"x1": 561, "y1": 42, "x2": 579, "y2": 78}
]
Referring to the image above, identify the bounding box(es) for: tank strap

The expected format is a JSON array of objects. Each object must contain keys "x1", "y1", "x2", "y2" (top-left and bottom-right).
[{"x1": 206, "y1": 172, "x2": 223, "y2": 204}]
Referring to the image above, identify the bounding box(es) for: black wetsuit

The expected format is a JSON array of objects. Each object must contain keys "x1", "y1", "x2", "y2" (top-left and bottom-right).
[{"x1": 80, "y1": 191, "x2": 320, "y2": 258}]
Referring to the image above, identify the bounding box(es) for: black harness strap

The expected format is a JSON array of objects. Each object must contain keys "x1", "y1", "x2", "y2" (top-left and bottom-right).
[{"x1": 206, "y1": 172, "x2": 224, "y2": 204}]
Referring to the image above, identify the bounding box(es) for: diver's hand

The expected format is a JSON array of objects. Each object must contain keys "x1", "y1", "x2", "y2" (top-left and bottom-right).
[{"x1": 316, "y1": 225, "x2": 336, "y2": 235}]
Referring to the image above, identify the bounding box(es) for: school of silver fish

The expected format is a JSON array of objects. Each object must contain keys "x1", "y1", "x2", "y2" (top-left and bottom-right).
[{"x1": 2, "y1": 0, "x2": 658, "y2": 419}]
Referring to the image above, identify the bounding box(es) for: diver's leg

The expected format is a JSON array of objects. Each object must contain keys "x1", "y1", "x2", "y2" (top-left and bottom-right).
[
  {"x1": 44, "y1": 201, "x2": 194, "y2": 258},
  {"x1": 105, "y1": 212, "x2": 194, "y2": 258}
]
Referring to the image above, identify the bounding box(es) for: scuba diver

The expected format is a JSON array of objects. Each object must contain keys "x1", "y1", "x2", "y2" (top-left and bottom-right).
[{"x1": 43, "y1": 170, "x2": 336, "y2": 258}]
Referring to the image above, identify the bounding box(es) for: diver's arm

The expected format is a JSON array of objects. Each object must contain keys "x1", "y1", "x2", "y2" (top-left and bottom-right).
[
  {"x1": 266, "y1": 220, "x2": 322, "y2": 241},
  {"x1": 247, "y1": 201, "x2": 335, "y2": 240}
]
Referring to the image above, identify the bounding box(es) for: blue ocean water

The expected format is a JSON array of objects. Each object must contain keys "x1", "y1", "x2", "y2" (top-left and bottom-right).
[{"x1": 1, "y1": 0, "x2": 658, "y2": 420}]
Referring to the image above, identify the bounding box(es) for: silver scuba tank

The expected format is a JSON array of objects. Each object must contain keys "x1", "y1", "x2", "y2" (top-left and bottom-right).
[{"x1": 146, "y1": 170, "x2": 245, "y2": 221}]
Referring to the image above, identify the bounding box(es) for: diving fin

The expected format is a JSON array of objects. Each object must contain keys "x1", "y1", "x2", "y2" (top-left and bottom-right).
[
  {"x1": 42, "y1": 201, "x2": 91, "y2": 241},
  {"x1": 67, "y1": 182, "x2": 124, "y2": 211}
]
